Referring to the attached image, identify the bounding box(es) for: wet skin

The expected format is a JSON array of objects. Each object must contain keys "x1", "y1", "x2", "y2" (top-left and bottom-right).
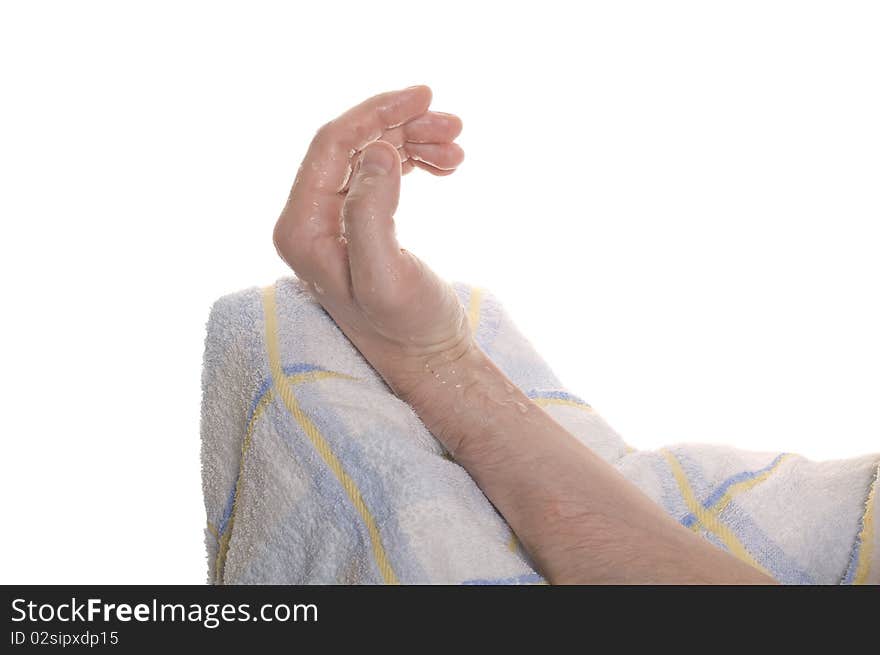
[
  {"x1": 272, "y1": 86, "x2": 775, "y2": 584},
  {"x1": 273, "y1": 85, "x2": 470, "y2": 403}
]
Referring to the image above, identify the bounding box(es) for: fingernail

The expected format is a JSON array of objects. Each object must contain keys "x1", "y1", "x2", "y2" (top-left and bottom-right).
[{"x1": 360, "y1": 143, "x2": 395, "y2": 174}]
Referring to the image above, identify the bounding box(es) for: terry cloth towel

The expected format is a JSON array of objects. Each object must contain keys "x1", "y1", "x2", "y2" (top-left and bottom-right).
[{"x1": 201, "y1": 277, "x2": 879, "y2": 585}]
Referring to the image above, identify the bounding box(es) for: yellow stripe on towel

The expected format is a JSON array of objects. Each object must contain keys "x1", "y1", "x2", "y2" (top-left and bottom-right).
[
  {"x1": 213, "y1": 368, "x2": 359, "y2": 583},
  {"x1": 467, "y1": 286, "x2": 483, "y2": 332},
  {"x1": 854, "y1": 467, "x2": 878, "y2": 585},
  {"x1": 262, "y1": 284, "x2": 399, "y2": 585},
  {"x1": 661, "y1": 450, "x2": 773, "y2": 579},
  {"x1": 533, "y1": 397, "x2": 596, "y2": 413}
]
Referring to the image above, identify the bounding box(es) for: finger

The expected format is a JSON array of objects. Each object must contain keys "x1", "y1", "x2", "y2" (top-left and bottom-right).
[
  {"x1": 410, "y1": 159, "x2": 458, "y2": 176},
  {"x1": 382, "y1": 111, "x2": 463, "y2": 146},
  {"x1": 405, "y1": 111, "x2": 462, "y2": 143},
  {"x1": 341, "y1": 141, "x2": 411, "y2": 307},
  {"x1": 279, "y1": 85, "x2": 431, "y2": 240},
  {"x1": 275, "y1": 85, "x2": 431, "y2": 292},
  {"x1": 301, "y1": 85, "x2": 432, "y2": 197},
  {"x1": 339, "y1": 141, "x2": 407, "y2": 192},
  {"x1": 405, "y1": 143, "x2": 465, "y2": 171},
  {"x1": 377, "y1": 135, "x2": 464, "y2": 176}
]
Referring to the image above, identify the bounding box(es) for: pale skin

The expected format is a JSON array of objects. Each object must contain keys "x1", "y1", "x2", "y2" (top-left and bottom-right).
[{"x1": 273, "y1": 85, "x2": 775, "y2": 584}]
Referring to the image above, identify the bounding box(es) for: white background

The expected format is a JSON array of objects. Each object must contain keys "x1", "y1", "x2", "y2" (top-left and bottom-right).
[{"x1": 1, "y1": 1, "x2": 877, "y2": 583}]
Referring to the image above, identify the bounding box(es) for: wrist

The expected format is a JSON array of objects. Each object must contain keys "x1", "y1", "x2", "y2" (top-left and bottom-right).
[
  {"x1": 398, "y1": 338, "x2": 527, "y2": 460},
  {"x1": 394, "y1": 334, "x2": 480, "y2": 421},
  {"x1": 374, "y1": 329, "x2": 477, "y2": 407}
]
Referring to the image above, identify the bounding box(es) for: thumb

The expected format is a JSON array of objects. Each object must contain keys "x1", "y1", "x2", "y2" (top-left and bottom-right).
[{"x1": 342, "y1": 140, "x2": 405, "y2": 295}]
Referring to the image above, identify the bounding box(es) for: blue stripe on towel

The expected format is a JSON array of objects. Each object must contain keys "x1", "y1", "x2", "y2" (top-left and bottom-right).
[
  {"x1": 703, "y1": 453, "x2": 788, "y2": 509},
  {"x1": 217, "y1": 363, "x2": 339, "y2": 535},
  {"x1": 462, "y1": 572, "x2": 545, "y2": 585},
  {"x1": 667, "y1": 450, "x2": 813, "y2": 584},
  {"x1": 248, "y1": 363, "x2": 324, "y2": 419}
]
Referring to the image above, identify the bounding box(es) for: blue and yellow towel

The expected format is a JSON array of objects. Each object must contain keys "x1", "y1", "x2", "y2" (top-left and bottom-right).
[{"x1": 200, "y1": 277, "x2": 879, "y2": 584}]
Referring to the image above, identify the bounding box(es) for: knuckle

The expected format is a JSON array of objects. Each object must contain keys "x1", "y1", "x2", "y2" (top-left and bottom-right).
[
  {"x1": 351, "y1": 121, "x2": 376, "y2": 145},
  {"x1": 313, "y1": 118, "x2": 376, "y2": 153},
  {"x1": 313, "y1": 120, "x2": 339, "y2": 148}
]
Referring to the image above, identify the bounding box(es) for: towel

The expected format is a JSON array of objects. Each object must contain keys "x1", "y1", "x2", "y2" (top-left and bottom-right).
[{"x1": 200, "y1": 277, "x2": 879, "y2": 584}]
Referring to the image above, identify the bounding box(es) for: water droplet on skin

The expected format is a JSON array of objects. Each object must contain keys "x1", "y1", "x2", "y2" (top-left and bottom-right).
[
  {"x1": 455, "y1": 383, "x2": 462, "y2": 389},
  {"x1": 441, "y1": 380, "x2": 446, "y2": 385},
  {"x1": 309, "y1": 215, "x2": 318, "y2": 222},
  {"x1": 514, "y1": 401, "x2": 528, "y2": 414},
  {"x1": 310, "y1": 161, "x2": 320, "y2": 171},
  {"x1": 313, "y1": 282, "x2": 325, "y2": 295},
  {"x1": 434, "y1": 373, "x2": 440, "y2": 378}
]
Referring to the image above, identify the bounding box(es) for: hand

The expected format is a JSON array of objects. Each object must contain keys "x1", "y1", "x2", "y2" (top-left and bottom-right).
[
  {"x1": 272, "y1": 85, "x2": 469, "y2": 397},
  {"x1": 272, "y1": 87, "x2": 779, "y2": 585}
]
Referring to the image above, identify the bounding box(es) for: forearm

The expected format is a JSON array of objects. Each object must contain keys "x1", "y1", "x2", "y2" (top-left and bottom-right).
[
  {"x1": 399, "y1": 339, "x2": 775, "y2": 584},
  {"x1": 270, "y1": 84, "x2": 773, "y2": 583}
]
